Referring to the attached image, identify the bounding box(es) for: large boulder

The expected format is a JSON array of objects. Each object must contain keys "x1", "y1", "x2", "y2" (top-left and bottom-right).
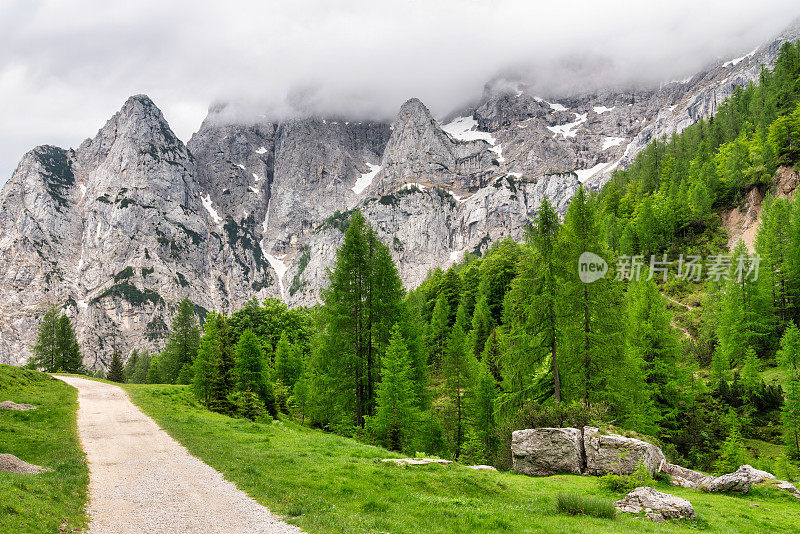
[
  {"x1": 583, "y1": 427, "x2": 666, "y2": 476},
  {"x1": 511, "y1": 428, "x2": 583, "y2": 476},
  {"x1": 615, "y1": 486, "x2": 696, "y2": 521},
  {"x1": 707, "y1": 464, "x2": 776, "y2": 493},
  {"x1": 659, "y1": 461, "x2": 714, "y2": 489}
]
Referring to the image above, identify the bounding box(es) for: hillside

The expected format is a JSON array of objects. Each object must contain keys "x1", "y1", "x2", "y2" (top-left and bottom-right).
[
  {"x1": 123, "y1": 382, "x2": 800, "y2": 533},
  {"x1": 0, "y1": 365, "x2": 88, "y2": 533}
]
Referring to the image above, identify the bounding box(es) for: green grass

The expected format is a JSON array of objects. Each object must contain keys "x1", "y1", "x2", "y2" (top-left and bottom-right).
[
  {"x1": 556, "y1": 493, "x2": 616, "y2": 518},
  {"x1": 0, "y1": 365, "x2": 88, "y2": 533},
  {"x1": 124, "y1": 383, "x2": 800, "y2": 533}
]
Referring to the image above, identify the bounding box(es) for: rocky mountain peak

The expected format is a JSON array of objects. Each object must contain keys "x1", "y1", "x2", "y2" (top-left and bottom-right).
[{"x1": 76, "y1": 94, "x2": 184, "y2": 171}]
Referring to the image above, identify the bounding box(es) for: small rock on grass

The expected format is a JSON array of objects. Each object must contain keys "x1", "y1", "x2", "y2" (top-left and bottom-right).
[
  {"x1": 0, "y1": 453, "x2": 53, "y2": 474},
  {"x1": 0, "y1": 400, "x2": 37, "y2": 411}
]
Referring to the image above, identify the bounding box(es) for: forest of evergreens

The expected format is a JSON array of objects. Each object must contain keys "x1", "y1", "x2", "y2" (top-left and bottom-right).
[{"x1": 28, "y1": 41, "x2": 800, "y2": 477}]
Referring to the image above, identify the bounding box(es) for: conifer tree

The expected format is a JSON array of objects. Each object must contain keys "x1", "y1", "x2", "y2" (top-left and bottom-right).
[
  {"x1": 235, "y1": 329, "x2": 277, "y2": 417},
  {"x1": 778, "y1": 324, "x2": 800, "y2": 456},
  {"x1": 162, "y1": 298, "x2": 201, "y2": 383},
  {"x1": 31, "y1": 306, "x2": 60, "y2": 372},
  {"x1": 368, "y1": 325, "x2": 417, "y2": 451},
  {"x1": 716, "y1": 410, "x2": 747, "y2": 473},
  {"x1": 55, "y1": 313, "x2": 83, "y2": 373},
  {"x1": 106, "y1": 349, "x2": 126, "y2": 383},
  {"x1": 125, "y1": 349, "x2": 139, "y2": 382},
  {"x1": 526, "y1": 196, "x2": 564, "y2": 402},
  {"x1": 481, "y1": 328, "x2": 503, "y2": 383},
  {"x1": 130, "y1": 351, "x2": 151, "y2": 384},
  {"x1": 442, "y1": 304, "x2": 476, "y2": 459},
  {"x1": 314, "y1": 210, "x2": 404, "y2": 428},
  {"x1": 624, "y1": 276, "x2": 683, "y2": 413},
  {"x1": 274, "y1": 332, "x2": 302, "y2": 388},
  {"x1": 193, "y1": 324, "x2": 221, "y2": 407},
  {"x1": 560, "y1": 187, "x2": 624, "y2": 406},
  {"x1": 466, "y1": 358, "x2": 499, "y2": 464},
  {"x1": 427, "y1": 293, "x2": 450, "y2": 366},
  {"x1": 469, "y1": 293, "x2": 493, "y2": 358}
]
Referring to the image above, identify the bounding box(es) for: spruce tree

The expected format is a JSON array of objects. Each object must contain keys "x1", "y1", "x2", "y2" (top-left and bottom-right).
[
  {"x1": 31, "y1": 306, "x2": 60, "y2": 372},
  {"x1": 368, "y1": 325, "x2": 417, "y2": 451},
  {"x1": 55, "y1": 313, "x2": 83, "y2": 373},
  {"x1": 106, "y1": 349, "x2": 126, "y2": 383}
]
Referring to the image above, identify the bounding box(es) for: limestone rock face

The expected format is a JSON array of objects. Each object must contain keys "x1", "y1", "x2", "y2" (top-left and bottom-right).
[
  {"x1": 583, "y1": 427, "x2": 666, "y2": 476},
  {"x1": 615, "y1": 486, "x2": 696, "y2": 520},
  {"x1": 511, "y1": 428, "x2": 584, "y2": 476}
]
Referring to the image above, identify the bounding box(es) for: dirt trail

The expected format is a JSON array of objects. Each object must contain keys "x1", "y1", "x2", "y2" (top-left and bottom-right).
[{"x1": 55, "y1": 375, "x2": 303, "y2": 534}]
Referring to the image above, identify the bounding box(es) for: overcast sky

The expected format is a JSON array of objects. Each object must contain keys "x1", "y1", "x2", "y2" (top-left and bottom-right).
[{"x1": 1, "y1": 0, "x2": 799, "y2": 187}]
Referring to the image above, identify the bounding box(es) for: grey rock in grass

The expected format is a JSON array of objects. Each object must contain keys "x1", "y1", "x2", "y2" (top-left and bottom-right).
[
  {"x1": 615, "y1": 486, "x2": 696, "y2": 520},
  {"x1": 583, "y1": 426, "x2": 666, "y2": 476},
  {"x1": 0, "y1": 453, "x2": 53, "y2": 474},
  {"x1": 0, "y1": 401, "x2": 37, "y2": 411},
  {"x1": 511, "y1": 427, "x2": 583, "y2": 476},
  {"x1": 658, "y1": 461, "x2": 714, "y2": 489}
]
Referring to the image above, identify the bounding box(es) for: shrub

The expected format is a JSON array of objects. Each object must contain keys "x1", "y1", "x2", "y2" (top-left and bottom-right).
[
  {"x1": 598, "y1": 461, "x2": 654, "y2": 492},
  {"x1": 556, "y1": 493, "x2": 615, "y2": 519}
]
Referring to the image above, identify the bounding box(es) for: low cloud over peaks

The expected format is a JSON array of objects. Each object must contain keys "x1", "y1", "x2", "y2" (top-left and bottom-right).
[{"x1": 1, "y1": 0, "x2": 798, "y2": 183}]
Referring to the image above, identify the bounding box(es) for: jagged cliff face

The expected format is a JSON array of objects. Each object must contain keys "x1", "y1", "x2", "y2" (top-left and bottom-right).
[{"x1": 1, "y1": 26, "x2": 798, "y2": 367}]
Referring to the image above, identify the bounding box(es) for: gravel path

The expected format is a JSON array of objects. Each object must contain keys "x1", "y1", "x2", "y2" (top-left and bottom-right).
[{"x1": 56, "y1": 375, "x2": 303, "y2": 534}]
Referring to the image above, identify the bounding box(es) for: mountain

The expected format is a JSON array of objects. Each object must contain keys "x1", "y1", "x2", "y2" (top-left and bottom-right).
[{"x1": 1, "y1": 24, "x2": 798, "y2": 368}]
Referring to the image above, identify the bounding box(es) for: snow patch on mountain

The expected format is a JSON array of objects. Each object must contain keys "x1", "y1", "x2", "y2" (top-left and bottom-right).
[
  {"x1": 201, "y1": 193, "x2": 222, "y2": 224},
  {"x1": 723, "y1": 47, "x2": 758, "y2": 68},
  {"x1": 441, "y1": 116, "x2": 496, "y2": 144},
  {"x1": 548, "y1": 113, "x2": 587, "y2": 138},
  {"x1": 352, "y1": 163, "x2": 382, "y2": 194},
  {"x1": 264, "y1": 252, "x2": 289, "y2": 299},
  {"x1": 602, "y1": 136, "x2": 626, "y2": 150},
  {"x1": 575, "y1": 162, "x2": 609, "y2": 183}
]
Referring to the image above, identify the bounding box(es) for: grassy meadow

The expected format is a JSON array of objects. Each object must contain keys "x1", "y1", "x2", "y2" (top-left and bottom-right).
[
  {"x1": 125, "y1": 383, "x2": 800, "y2": 534},
  {"x1": 0, "y1": 364, "x2": 88, "y2": 533}
]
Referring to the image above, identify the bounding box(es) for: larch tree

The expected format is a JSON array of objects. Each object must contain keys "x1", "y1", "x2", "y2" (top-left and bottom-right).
[
  {"x1": 778, "y1": 323, "x2": 800, "y2": 456},
  {"x1": 559, "y1": 186, "x2": 625, "y2": 407},
  {"x1": 235, "y1": 329, "x2": 277, "y2": 418},
  {"x1": 368, "y1": 325, "x2": 417, "y2": 452},
  {"x1": 442, "y1": 304, "x2": 476, "y2": 459},
  {"x1": 163, "y1": 298, "x2": 201, "y2": 384}
]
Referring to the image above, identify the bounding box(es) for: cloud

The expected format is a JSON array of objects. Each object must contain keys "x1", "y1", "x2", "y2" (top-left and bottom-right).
[{"x1": 0, "y1": 0, "x2": 798, "y2": 185}]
